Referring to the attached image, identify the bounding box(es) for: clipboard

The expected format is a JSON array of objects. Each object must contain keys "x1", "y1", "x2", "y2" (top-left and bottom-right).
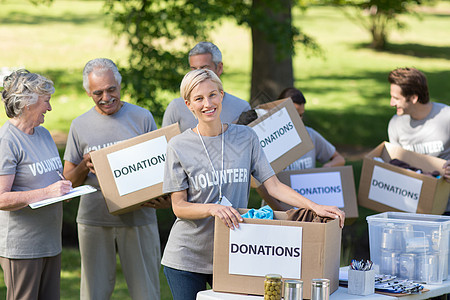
[{"x1": 29, "y1": 185, "x2": 97, "y2": 209}]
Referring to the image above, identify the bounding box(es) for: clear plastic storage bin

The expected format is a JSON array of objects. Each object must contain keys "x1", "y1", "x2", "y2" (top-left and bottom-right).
[{"x1": 367, "y1": 212, "x2": 450, "y2": 284}]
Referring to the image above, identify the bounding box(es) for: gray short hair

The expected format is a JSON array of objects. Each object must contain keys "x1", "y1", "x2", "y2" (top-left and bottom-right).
[
  {"x1": 188, "y1": 42, "x2": 222, "y2": 67},
  {"x1": 1, "y1": 69, "x2": 55, "y2": 118},
  {"x1": 82, "y1": 58, "x2": 122, "y2": 93},
  {"x1": 180, "y1": 69, "x2": 223, "y2": 102}
]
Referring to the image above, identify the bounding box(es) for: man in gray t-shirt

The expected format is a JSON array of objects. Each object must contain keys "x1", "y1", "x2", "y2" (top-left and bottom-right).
[
  {"x1": 63, "y1": 58, "x2": 162, "y2": 299},
  {"x1": 162, "y1": 42, "x2": 250, "y2": 132},
  {"x1": 387, "y1": 67, "x2": 450, "y2": 209}
]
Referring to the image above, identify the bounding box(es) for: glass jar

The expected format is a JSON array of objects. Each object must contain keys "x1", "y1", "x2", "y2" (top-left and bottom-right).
[{"x1": 264, "y1": 274, "x2": 282, "y2": 300}]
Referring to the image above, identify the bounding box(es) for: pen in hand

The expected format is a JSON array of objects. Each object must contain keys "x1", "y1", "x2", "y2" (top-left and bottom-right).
[
  {"x1": 56, "y1": 170, "x2": 66, "y2": 181},
  {"x1": 56, "y1": 170, "x2": 73, "y2": 192}
]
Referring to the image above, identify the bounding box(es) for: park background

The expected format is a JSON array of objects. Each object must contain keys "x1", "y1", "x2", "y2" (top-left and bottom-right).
[{"x1": 0, "y1": 0, "x2": 449, "y2": 298}]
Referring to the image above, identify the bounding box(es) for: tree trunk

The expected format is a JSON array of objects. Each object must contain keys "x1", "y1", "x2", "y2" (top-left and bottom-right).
[
  {"x1": 250, "y1": 0, "x2": 294, "y2": 106},
  {"x1": 370, "y1": 31, "x2": 386, "y2": 50},
  {"x1": 369, "y1": 13, "x2": 387, "y2": 50}
]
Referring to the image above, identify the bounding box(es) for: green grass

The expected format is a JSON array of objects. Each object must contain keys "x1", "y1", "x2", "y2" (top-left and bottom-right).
[
  {"x1": 1, "y1": 0, "x2": 450, "y2": 298},
  {"x1": 0, "y1": 248, "x2": 172, "y2": 299}
]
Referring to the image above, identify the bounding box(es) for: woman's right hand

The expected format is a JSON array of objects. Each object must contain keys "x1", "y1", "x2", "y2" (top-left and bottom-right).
[
  {"x1": 209, "y1": 204, "x2": 243, "y2": 230},
  {"x1": 45, "y1": 180, "x2": 72, "y2": 198}
]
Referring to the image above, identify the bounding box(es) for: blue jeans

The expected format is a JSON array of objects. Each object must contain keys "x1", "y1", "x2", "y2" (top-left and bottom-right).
[{"x1": 163, "y1": 266, "x2": 212, "y2": 300}]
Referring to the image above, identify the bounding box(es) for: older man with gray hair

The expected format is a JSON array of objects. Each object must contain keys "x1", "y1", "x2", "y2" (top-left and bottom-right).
[
  {"x1": 63, "y1": 58, "x2": 162, "y2": 299},
  {"x1": 162, "y1": 41, "x2": 250, "y2": 132}
]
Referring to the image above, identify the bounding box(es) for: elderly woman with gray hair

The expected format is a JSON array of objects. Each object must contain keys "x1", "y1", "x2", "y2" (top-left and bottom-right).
[{"x1": 0, "y1": 69, "x2": 72, "y2": 300}]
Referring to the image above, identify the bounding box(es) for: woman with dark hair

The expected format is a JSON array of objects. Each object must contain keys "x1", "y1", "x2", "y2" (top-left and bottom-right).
[{"x1": 0, "y1": 70, "x2": 72, "y2": 299}]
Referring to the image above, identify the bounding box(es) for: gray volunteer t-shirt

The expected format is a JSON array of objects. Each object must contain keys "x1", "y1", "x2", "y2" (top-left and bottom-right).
[
  {"x1": 388, "y1": 102, "x2": 450, "y2": 160},
  {"x1": 64, "y1": 102, "x2": 158, "y2": 226},
  {"x1": 284, "y1": 126, "x2": 336, "y2": 171},
  {"x1": 162, "y1": 92, "x2": 251, "y2": 132},
  {"x1": 388, "y1": 102, "x2": 450, "y2": 211},
  {"x1": 161, "y1": 124, "x2": 274, "y2": 274},
  {"x1": 0, "y1": 121, "x2": 63, "y2": 259}
]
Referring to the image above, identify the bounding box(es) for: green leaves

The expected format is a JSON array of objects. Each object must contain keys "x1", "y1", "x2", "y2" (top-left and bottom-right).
[{"x1": 104, "y1": 0, "x2": 320, "y2": 118}]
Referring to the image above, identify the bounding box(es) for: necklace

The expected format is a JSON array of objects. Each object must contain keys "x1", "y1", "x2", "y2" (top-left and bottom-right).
[{"x1": 196, "y1": 123, "x2": 224, "y2": 203}]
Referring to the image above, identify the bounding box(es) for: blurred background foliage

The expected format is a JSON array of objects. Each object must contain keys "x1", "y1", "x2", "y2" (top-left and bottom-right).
[{"x1": 0, "y1": 0, "x2": 449, "y2": 298}]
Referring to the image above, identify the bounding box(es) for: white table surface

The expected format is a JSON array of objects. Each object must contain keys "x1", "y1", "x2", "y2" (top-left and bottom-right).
[
  {"x1": 197, "y1": 266, "x2": 450, "y2": 300},
  {"x1": 197, "y1": 282, "x2": 450, "y2": 300}
]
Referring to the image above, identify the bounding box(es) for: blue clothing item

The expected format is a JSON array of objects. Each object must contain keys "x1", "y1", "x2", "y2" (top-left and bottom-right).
[
  {"x1": 241, "y1": 205, "x2": 274, "y2": 219},
  {"x1": 163, "y1": 266, "x2": 212, "y2": 300}
]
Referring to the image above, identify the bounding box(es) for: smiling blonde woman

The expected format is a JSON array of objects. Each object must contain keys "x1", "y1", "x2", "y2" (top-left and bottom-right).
[{"x1": 161, "y1": 69, "x2": 345, "y2": 300}]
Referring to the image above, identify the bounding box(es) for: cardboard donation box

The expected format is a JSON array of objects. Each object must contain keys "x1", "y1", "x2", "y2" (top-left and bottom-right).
[
  {"x1": 90, "y1": 123, "x2": 180, "y2": 215},
  {"x1": 276, "y1": 166, "x2": 359, "y2": 219},
  {"x1": 358, "y1": 142, "x2": 450, "y2": 214},
  {"x1": 247, "y1": 98, "x2": 314, "y2": 186},
  {"x1": 213, "y1": 209, "x2": 341, "y2": 299}
]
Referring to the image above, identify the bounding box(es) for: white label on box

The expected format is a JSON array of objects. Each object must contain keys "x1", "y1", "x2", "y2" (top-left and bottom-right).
[
  {"x1": 106, "y1": 135, "x2": 168, "y2": 196},
  {"x1": 229, "y1": 223, "x2": 302, "y2": 279},
  {"x1": 290, "y1": 172, "x2": 345, "y2": 208},
  {"x1": 368, "y1": 165, "x2": 423, "y2": 213},
  {"x1": 251, "y1": 107, "x2": 302, "y2": 163}
]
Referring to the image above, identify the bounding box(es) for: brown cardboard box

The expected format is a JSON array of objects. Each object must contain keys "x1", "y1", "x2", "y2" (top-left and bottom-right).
[
  {"x1": 247, "y1": 98, "x2": 314, "y2": 186},
  {"x1": 213, "y1": 209, "x2": 341, "y2": 299},
  {"x1": 276, "y1": 166, "x2": 359, "y2": 220},
  {"x1": 90, "y1": 123, "x2": 180, "y2": 215},
  {"x1": 358, "y1": 142, "x2": 450, "y2": 214}
]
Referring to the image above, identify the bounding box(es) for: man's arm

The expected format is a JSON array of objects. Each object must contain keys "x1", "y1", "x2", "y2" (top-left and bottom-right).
[
  {"x1": 323, "y1": 151, "x2": 345, "y2": 168},
  {"x1": 142, "y1": 195, "x2": 172, "y2": 209},
  {"x1": 387, "y1": 117, "x2": 400, "y2": 145},
  {"x1": 63, "y1": 154, "x2": 94, "y2": 188}
]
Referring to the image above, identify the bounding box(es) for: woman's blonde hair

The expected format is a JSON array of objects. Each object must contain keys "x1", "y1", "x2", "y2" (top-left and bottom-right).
[
  {"x1": 2, "y1": 69, "x2": 54, "y2": 118},
  {"x1": 180, "y1": 69, "x2": 223, "y2": 102}
]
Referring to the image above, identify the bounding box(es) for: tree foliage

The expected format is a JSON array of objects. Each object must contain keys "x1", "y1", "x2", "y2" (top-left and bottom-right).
[
  {"x1": 104, "y1": 0, "x2": 320, "y2": 118},
  {"x1": 28, "y1": 0, "x2": 53, "y2": 5},
  {"x1": 332, "y1": 0, "x2": 430, "y2": 50}
]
